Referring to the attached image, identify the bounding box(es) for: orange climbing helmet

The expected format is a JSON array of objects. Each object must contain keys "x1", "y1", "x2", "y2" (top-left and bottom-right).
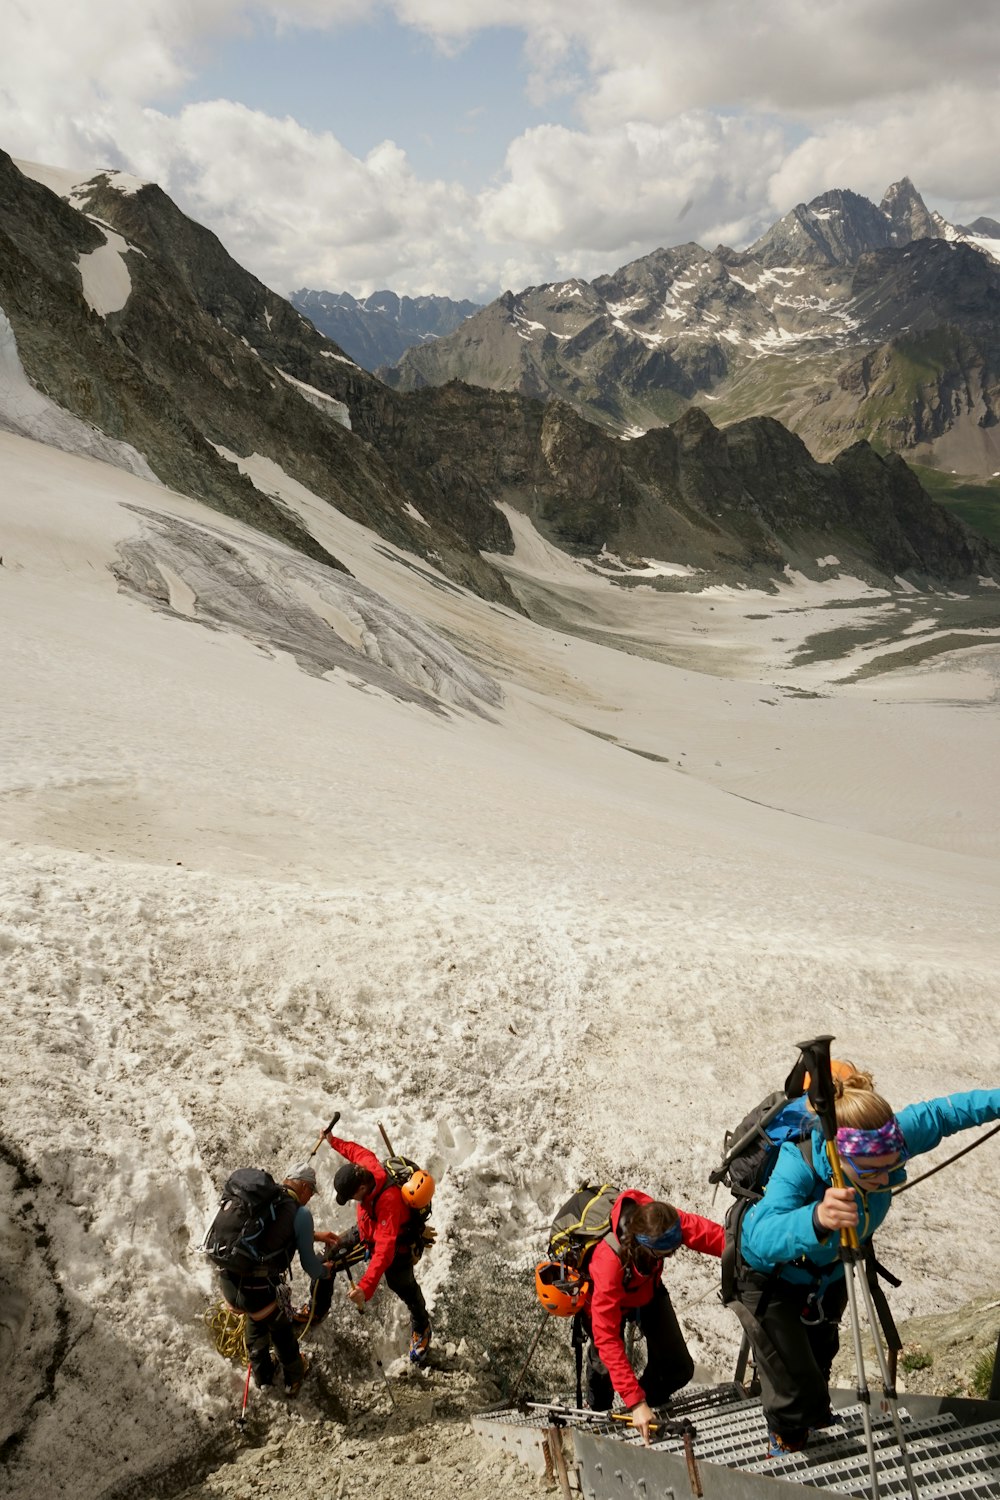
[
  {"x1": 402, "y1": 1169, "x2": 435, "y2": 1211},
  {"x1": 535, "y1": 1260, "x2": 589, "y2": 1317},
  {"x1": 803, "y1": 1058, "x2": 857, "y2": 1092}
]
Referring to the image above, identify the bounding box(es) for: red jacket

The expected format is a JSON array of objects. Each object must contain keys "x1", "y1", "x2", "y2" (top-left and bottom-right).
[
  {"x1": 585, "y1": 1190, "x2": 724, "y2": 1409},
  {"x1": 327, "y1": 1136, "x2": 409, "y2": 1300}
]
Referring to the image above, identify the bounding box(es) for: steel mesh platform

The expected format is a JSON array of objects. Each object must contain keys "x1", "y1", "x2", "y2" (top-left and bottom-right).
[{"x1": 473, "y1": 1385, "x2": 1000, "y2": 1499}]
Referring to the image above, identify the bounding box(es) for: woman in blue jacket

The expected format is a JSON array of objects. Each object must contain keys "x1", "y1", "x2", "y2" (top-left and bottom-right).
[{"x1": 735, "y1": 1069, "x2": 1000, "y2": 1457}]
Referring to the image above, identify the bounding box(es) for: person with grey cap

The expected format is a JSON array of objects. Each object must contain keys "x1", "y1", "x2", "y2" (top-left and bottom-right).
[{"x1": 214, "y1": 1162, "x2": 335, "y2": 1395}]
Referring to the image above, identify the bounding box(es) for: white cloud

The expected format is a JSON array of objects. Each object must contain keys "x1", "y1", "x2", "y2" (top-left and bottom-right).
[
  {"x1": 480, "y1": 115, "x2": 786, "y2": 255},
  {"x1": 769, "y1": 84, "x2": 1000, "y2": 213},
  {"x1": 2, "y1": 0, "x2": 1000, "y2": 301}
]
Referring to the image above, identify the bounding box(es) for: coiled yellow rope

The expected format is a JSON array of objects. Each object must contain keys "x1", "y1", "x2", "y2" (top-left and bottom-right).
[{"x1": 205, "y1": 1300, "x2": 250, "y2": 1365}]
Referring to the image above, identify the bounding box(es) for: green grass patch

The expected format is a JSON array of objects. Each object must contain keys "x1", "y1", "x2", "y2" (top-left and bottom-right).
[
  {"x1": 970, "y1": 1346, "x2": 996, "y2": 1399},
  {"x1": 908, "y1": 464, "x2": 1000, "y2": 547}
]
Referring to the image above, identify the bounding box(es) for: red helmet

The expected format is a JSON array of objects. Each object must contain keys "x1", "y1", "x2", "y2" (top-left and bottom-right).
[
  {"x1": 402, "y1": 1169, "x2": 435, "y2": 1210},
  {"x1": 535, "y1": 1260, "x2": 588, "y2": 1316}
]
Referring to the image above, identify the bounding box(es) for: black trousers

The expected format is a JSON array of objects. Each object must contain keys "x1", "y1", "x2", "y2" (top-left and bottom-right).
[
  {"x1": 306, "y1": 1245, "x2": 428, "y2": 1334},
  {"x1": 586, "y1": 1286, "x2": 694, "y2": 1410},
  {"x1": 735, "y1": 1269, "x2": 847, "y2": 1442},
  {"x1": 219, "y1": 1273, "x2": 304, "y2": 1389},
  {"x1": 384, "y1": 1247, "x2": 429, "y2": 1334}
]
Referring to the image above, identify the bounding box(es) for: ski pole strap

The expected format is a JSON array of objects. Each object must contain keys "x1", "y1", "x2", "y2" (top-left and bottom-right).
[{"x1": 864, "y1": 1245, "x2": 902, "y2": 1352}]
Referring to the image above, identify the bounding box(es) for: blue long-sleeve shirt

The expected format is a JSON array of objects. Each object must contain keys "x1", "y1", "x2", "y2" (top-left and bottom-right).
[
  {"x1": 293, "y1": 1203, "x2": 330, "y2": 1279},
  {"x1": 740, "y1": 1088, "x2": 1000, "y2": 1292}
]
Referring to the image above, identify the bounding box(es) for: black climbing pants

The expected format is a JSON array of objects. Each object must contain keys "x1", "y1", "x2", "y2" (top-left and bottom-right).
[
  {"x1": 219, "y1": 1273, "x2": 304, "y2": 1389},
  {"x1": 385, "y1": 1246, "x2": 429, "y2": 1334},
  {"x1": 586, "y1": 1286, "x2": 694, "y2": 1410},
  {"x1": 305, "y1": 1244, "x2": 427, "y2": 1334},
  {"x1": 735, "y1": 1269, "x2": 848, "y2": 1443}
]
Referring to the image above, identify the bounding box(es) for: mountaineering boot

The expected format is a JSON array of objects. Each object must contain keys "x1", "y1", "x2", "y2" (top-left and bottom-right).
[
  {"x1": 408, "y1": 1327, "x2": 432, "y2": 1366},
  {"x1": 285, "y1": 1354, "x2": 310, "y2": 1397},
  {"x1": 767, "y1": 1427, "x2": 808, "y2": 1458}
]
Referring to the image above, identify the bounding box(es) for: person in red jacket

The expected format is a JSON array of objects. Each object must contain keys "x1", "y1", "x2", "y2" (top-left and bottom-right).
[
  {"x1": 324, "y1": 1132, "x2": 431, "y2": 1364},
  {"x1": 583, "y1": 1191, "x2": 724, "y2": 1444}
]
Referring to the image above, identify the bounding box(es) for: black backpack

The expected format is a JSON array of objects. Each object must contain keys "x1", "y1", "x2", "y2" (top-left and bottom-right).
[
  {"x1": 709, "y1": 1091, "x2": 815, "y2": 1202},
  {"x1": 203, "y1": 1168, "x2": 299, "y2": 1277}
]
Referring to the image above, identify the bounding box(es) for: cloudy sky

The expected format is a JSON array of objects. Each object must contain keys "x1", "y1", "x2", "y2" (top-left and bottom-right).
[{"x1": 3, "y1": 0, "x2": 999, "y2": 301}]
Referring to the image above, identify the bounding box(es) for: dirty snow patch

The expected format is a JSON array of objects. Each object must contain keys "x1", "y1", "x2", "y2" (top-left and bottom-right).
[{"x1": 276, "y1": 369, "x2": 351, "y2": 429}]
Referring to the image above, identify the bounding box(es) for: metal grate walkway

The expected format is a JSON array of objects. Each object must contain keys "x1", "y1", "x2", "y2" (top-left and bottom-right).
[{"x1": 473, "y1": 1385, "x2": 1000, "y2": 1500}]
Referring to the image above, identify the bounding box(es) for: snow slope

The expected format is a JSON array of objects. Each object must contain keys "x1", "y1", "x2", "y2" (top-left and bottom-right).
[{"x1": 1, "y1": 417, "x2": 999, "y2": 1499}]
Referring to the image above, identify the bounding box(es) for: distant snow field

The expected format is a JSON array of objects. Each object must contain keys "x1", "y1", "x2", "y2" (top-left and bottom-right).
[{"x1": 1, "y1": 415, "x2": 999, "y2": 1499}]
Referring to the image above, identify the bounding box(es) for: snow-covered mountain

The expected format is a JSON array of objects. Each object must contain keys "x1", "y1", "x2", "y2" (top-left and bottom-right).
[
  {"x1": 4, "y1": 151, "x2": 1000, "y2": 1500},
  {"x1": 385, "y1": 179, "x2": 1000, "y2": 480},
  {"x1": 290, "y1": 286, "x2": 481, "y2": 370},
  {"x1": 5, "y1": 152, "x2": 997, "y2": 594}
]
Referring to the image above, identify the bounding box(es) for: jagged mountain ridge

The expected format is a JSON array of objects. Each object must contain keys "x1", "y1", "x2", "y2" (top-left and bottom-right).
[
  {"x1": 290, "y1": 287, "x2": 481, "y2": 370},
  {"x1": 384, "y1": 179, "x2": 1000, "y2": 480},
  {"x1": 3, "y1": 150, "x2": 999, "y2": 613}
]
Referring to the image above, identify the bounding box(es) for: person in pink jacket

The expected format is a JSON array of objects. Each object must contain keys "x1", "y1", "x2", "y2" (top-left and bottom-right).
[{"x1": 582, "y1": 1191, "x2": 724, "y2": 1443}]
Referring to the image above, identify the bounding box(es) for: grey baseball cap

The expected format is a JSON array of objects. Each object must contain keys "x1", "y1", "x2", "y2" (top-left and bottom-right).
[{"x1": 285, "y1": 1163, "x2": 319, "y2": 1191}]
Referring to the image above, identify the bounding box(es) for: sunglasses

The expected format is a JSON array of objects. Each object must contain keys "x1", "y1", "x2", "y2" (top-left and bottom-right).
[
  {"x1": 844, "y1": 1154, "x2": 904, "y2": 1179},
  {"x1": 636, "y1": 1227, "x2": 684, "y2": 1256}
]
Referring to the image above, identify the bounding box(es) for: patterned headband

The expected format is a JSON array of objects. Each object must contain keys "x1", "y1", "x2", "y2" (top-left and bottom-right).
[{"x1": 836, "y1": 1118, "x2": 907, "y2": 1158}]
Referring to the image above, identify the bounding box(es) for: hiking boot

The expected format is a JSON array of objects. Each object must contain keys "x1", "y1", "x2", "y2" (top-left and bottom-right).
[
  {"x1": 408, "y1": 1327, "x2": 432, "y2": 1366},
  {"x1": 285, "y1": 1355, "x2": 310, "y2": 1397},
  {"x1": 767, "y1": 1428, "x2": 808, "y2": 1459}
]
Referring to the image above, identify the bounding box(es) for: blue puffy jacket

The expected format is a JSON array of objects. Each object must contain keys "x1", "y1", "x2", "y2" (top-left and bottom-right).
[{"x1": 740, "y1": 1089, "x2": 1000, "y2": 1295}]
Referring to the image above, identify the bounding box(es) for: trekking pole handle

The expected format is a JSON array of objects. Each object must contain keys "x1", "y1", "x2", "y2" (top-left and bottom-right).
[
  {"x1": 377, "y1": 1120, "x2": 395, "y2": 1156},
  {"x1": 311, "y1": 1111, "x2": 341, "y2": 1157},
  {"x1": 796, "y1": 1034, "x2": 860, "y2": 1254}
]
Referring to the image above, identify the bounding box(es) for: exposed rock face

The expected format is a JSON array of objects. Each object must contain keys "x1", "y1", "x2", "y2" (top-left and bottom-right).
[
  {"x1": 747, "y1": 188, "x2": 896, "y2": 268},
  {"x1": 385, "y1": 179, "x2": 1000, "y2": 479},
  {"x1": 880, "y1": 176, "x2": 940, "y2": 244},
  {"x1": 0, "y1": 153, "x2": 518, "y2": 607},
  {"x1": 5, "y1": 151, "x2": 998, "y2": 601},
  {"x1": 291, "y1": 287, "x2": 480, "y2": 370}
]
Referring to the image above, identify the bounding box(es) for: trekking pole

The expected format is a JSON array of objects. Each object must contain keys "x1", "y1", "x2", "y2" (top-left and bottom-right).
[
  {"x1": 236, "y1": 1361, "x2": 252, "y2": 1431},
  {"x1": 311, "y1": 1111, "x2": 340, "y2": 1157},
  {"x1": 346, "y1": 1264, "x2": 397, "y2": 1412},
  {"x1": 510, "y1": 1309, "x2": 549, "y2": 1401},
  {"x1": 797, "y1": 1035, "x2": 919, "y2": 1500}
]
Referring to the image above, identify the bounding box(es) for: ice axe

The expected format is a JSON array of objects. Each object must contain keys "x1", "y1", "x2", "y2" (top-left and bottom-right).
[
  {"x1": 310, "y1": 1111, "x2": 340, "y2": 1157},
  {"x1": 345, "y1": 1264, "x2": 397, "y2": 1412},
  {"x1": 797, "y1": 1034, "x2": 919, "y2": 1500}
]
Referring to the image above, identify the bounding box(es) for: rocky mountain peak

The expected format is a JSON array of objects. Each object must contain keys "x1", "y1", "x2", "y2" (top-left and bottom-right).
[
  {"x1": 879, "y1": 176, "x2": 938, "y2": 243},
  {"x1": 962, "y1": 215, "x2": 1000, "y2": 238},
  {"x1": 748, "y1": 186, "x2": 895, "y2": 267}
]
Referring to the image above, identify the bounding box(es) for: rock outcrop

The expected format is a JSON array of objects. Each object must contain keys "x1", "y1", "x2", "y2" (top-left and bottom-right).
[{"x1": 385, "y1": 179, "x2": 1000, "y2": 480}]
